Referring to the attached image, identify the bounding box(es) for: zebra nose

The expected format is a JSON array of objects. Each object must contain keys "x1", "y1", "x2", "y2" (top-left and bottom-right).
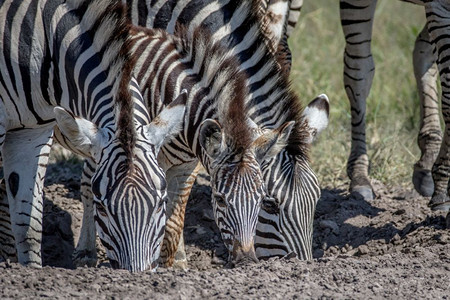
[{"x1": 231, "y1": 239, "x2": 258, "y2": 267}]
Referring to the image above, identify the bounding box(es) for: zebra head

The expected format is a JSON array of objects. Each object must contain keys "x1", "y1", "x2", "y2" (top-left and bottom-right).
[
  {"x1": 54, "y1": 91, "x2": 187, "y2": 272},
  {"x1": 198, "y1": 117, "x2": 295, "y2": 266},
  {"x1": 256, "y1": 94, "x2": 330, "y2": 260}
]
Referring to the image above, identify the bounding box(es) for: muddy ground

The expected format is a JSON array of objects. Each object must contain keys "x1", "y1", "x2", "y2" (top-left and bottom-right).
[{"x1": 0, "y1": 156, "x2": 449, "y2": 299}]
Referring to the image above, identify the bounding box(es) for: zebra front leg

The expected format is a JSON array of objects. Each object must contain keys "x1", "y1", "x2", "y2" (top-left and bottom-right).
[
  {"x1": 72, "y1": 158, "x2": 97, "y2": 267},
  {"x1": 340, "y1": 0, "x2": 377, "y2": 200},
  {"x1": 412, "y1": 24, "x2": 441, "y2": 197},
  {"x1": 2, "y1": 125, "x2": 54, "y2": 267},
  {"x1": 160, "y1": 160, "x2": 201, "y2": 268},
  {"x1": 0, "y1": 178, "x2": 17, "y2": 262},
  {"x1": 0, "y1": 107, "x2": 15, "y2": 262},
  {"x1": 426, "y1": 0, "x2": 450, "y2": 211}
]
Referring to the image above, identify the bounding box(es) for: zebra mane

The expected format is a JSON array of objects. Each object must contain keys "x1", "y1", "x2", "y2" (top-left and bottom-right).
[
  {"x1": 242, "y1": 1, "x2": 309, "y2": 157},
  {"x1": 174, "y1": 25, "x2": 253, "y2": 151},
  {"x1": 67, "y1": 0, "x2": 138, "y2": 162}
]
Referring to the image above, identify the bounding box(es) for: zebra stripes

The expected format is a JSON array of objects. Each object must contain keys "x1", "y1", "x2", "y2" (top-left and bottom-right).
[
  {"x1": 119, "y1": 0, "x2": 329, "y2": 263},
  {"x1": 424, "y1": 0, "x2": 450, "y2": 211},
  {"x1": 0, "y1": 0, "x2": 186, "y2": 272},
  {"x1": 338, "y1": 0, "x2": 449, "y2": 204},
  {"x1": 127, "y1": 23, "x2": 299, "y2": 266}
]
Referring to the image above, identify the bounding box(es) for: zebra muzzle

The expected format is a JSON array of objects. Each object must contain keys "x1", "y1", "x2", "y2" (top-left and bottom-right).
[{"x1": 231, "y1": 239, "x2": 258, "y2": 267}]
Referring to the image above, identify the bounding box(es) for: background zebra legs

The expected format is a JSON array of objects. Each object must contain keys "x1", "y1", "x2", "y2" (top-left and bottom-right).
[
  {"x1": 340, "y1": 0, "x2": 377, "y2": 200},
  {"x1": 159, "y1": 161, "x2": 202, "y2": 268},
  {"x1": 412, "y1": 24, "x2": 441, "y2": 197},
  {"x1": 1, "y1": 124, "x2": 54, "y2": 267},
  {"x1": 426, "y1": 0, "x2": 450, "y2": 211}
]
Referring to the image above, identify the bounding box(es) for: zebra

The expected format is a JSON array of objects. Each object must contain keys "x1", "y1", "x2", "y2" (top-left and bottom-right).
[
  {"x1": 0, "y1": 0, "x2": 187, "y2": 272},
  {"x1": 66, "y1": 21, "x2": 310, "y2": 268},
  {"x1": 109, "y1": 0, "x2": 329, "y2": 264},
  {"x1": 261, "y1": 0, "x2": 446, "y2": 208}
]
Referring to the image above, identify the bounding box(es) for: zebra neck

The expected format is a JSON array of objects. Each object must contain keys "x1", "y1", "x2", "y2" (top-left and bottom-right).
[{"x1": 46, "y1": 0, "x2": 133, "y2": 128}]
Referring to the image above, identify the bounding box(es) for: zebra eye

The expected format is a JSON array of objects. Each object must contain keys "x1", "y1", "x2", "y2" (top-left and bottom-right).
[
  {"x1": 156, "y1": 198, "x2": 165, "y2": 213},
  {"x1": 95, "y1": 203, "x2": 108, "y2": 217},
  {"x1": 261, "y1": 196, "x2": 279, "y2": 214},
  {"x1": 213, "y1": 193, "x2": 227, "y2": 208}
]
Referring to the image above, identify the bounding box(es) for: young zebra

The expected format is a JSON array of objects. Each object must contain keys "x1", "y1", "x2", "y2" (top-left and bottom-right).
[
  {"x1": 68, "y1": 24, "x2": 302, "y2": 268},
  {"x1": 116, "y1": 0, "x2": 330, "y2": 263},
  {"x1": 0, "y1": 0, "x2": 186, "y2": 272}
]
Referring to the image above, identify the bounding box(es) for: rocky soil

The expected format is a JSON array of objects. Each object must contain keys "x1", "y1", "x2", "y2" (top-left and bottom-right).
[{"x1": 0, "y1": 157, "x2": 449, "y2": 299}]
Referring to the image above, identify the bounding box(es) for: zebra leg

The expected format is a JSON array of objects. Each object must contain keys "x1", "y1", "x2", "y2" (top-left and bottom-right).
[
  {"x1": 0, "y1": 179, "x2": 17, "y2": 262},
  {"x1": 340, "y1": 0, "x2": 377, "y2": 200},
  {"x1": 2, "y1": 125, "x2": 54, "y2": 267},
  {"x1": 160, "y1": 160, "x2": 201, "y2": 268},
  {"x1": 0, "y1": 161, "x2": 17, "y2": 262},
  {"x1": 412, "y1": 24, "x2": 441, "y2": 197},
  {"x1": 0, "y1": 108, "x2": 15, "y2": 262},
  {"x1": 426, "y1": 0, "x2": 450, "y2": 211},
  {"x1": 72, "y1": 158, "x2": 97, "y2": 267}
]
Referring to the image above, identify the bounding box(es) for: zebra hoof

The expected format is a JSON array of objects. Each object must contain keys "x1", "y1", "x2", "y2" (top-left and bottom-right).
[
  {"x1": 171, "y1": 258, "x2": 188, "y2": 270},
  {"x1": 428, "y1": 193, "x2": 450, "y2": 211},
  {"x1": 351, "y1": 185, "x2": 374, "y2": 201},
  {"x1": 72, "y1": 249, "x2": 97, "y2": 268},
  {"x1": 412, "y1": 167, "x2": 434, "y2": 197}
]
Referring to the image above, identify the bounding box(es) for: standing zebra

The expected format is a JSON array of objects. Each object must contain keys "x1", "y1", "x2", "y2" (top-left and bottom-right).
[
  {"x1": 265, "y1": 0, "x2": 446, "y2": 208},
  {"x1": 110, "y1": 0, "x2": 329, "y2": 264},
  {"x1": 338, "y1": 0, "x2": 442, "y2": 202},
  {"x1": 0, "y1": 0, "x2": 187, "y2": 272}
]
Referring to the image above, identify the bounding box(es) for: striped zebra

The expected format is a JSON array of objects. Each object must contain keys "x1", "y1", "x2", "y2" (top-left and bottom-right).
[
  {"x1": 338, "y1": 0, "x2": 441, "y2": 202},
  {"x1": 270, "y1": 0, "x2": 447, "y2": 208},
  {"x1": 0, "y1": 0, "x2": 187, "y2": 272},
  {"x1": 116, "y1": 0, "x2": 330, "y2": 263},
  {"x1": 68, "y1": 21, "x2": 310, "y2": 268}
]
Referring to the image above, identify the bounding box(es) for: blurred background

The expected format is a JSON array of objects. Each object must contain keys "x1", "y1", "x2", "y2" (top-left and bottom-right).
[{"x1": 289, "y1": 0, "x2": 430, "y2": 189}]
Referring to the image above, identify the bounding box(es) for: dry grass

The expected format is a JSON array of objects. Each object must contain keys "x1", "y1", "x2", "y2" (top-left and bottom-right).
[{"x1": 288, "y1": 0, "x2": 430, "y2": 188}]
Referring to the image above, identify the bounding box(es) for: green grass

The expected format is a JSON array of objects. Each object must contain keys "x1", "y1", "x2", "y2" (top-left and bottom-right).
[{"x1": 288, "y1": 0, "x2": 429, "y2": 188}]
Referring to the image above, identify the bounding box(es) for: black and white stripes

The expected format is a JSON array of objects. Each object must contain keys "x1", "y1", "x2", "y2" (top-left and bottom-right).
[
  {"x1": 122, "y1": 0, "x2": 329, "y2": 261},
  {"x1": 0, "y1": 0, "x2": 186, "y2": 272}
]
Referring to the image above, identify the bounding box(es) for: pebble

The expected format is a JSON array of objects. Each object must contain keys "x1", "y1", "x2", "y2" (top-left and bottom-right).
[{"x1": 319, "y1": 220, "x2": 340, "y2": 235}]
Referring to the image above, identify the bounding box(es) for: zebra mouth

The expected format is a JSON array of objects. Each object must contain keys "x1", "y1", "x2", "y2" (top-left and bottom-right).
[{"x1": 150, "y1": 260, "x2": 159, "y2": 271}]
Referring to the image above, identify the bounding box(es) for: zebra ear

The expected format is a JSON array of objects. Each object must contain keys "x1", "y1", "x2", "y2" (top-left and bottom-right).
[
  {"x1": 253, "y1": 121, "x2": 295, "y2": 162},
  {"x1": 144, "y1": 90, "x2": 187, "y2": 151},
  {"x1": 199, "y1": 119, "x2": 225, "y2": 159},
  {"x1": 302, "y1": 94, "x2": 329, "y2": 144},
  {"x1": 54, "y1": 107, "x2": 102, "y2": 157}
]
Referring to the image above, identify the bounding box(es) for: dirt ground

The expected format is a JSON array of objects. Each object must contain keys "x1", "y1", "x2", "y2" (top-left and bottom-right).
[{"x1": 1, "y1": 157, "x2": 449, "y2": 299}]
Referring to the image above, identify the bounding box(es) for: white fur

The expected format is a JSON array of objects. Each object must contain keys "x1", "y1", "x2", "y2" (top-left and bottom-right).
[
  {"x1": 144, "y1": 102, "x2": 186, "y2": 151},
  {"x1": 302, "y1": 94, "x2": 329, "y2": 143},
  {"x1": 54, "y1": 107, "x2": 105, "y2": 159}
]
